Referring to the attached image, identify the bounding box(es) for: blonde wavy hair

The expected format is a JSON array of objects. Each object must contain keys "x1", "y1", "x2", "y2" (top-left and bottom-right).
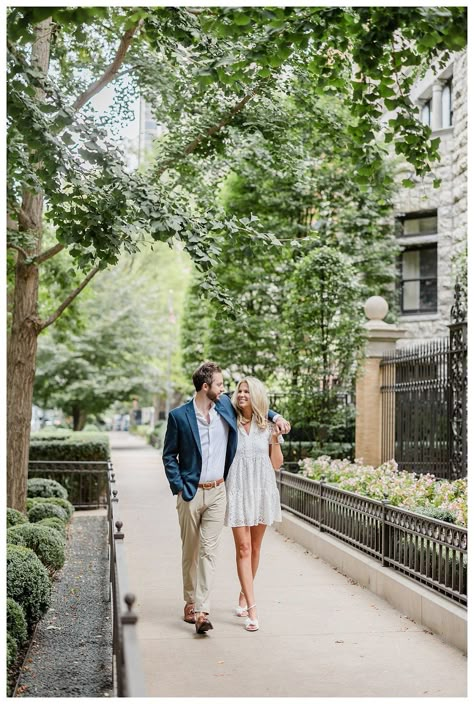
[{"x1": 231, "y1": 376, "x2": 269, "y2": 430}]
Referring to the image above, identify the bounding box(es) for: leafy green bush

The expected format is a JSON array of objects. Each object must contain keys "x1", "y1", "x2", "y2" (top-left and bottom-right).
[
  {"x1": 27, "y1": 477, "x2": 68, "y2": 500},
  {"x1": 7, "y1": 632, "x2": 17, "y2": 670},
  {"x1": 7, "y1": 524, "x2": 66, "y2": 572},
  {"x1": 29, "y1": 431, "x2": 109, "y2": 461},
  {"x1": 27, "y1": 496, "x2": 74, "y2": 520},
  {"x1": 7, "y1": 508, "x2": 28, "y2": 529},
  {"x1": 37, "y1": 517, "x2": 67, "y2": 537},
  {"x1": 28, "y1": 502, "x2": 68, "y2": 523},
  {"x1": 7, "y1": 598, "x2": 28, "y2": 646},
  {"x1": 414, "y1": 505, "x2": 457, "y2": 524},
  {"x1": 6, "y1": 545, "x2": 51, "y2": 627}
]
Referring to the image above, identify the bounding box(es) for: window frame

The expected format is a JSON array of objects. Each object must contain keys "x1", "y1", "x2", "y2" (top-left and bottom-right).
[{"x1": 398, "y1": 244, "x2": 438, "y2": 315}]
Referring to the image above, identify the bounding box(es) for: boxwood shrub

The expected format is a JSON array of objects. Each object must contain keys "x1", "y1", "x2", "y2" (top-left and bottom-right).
[
  {"x1": 7, "y1": 598, "x2": 28, "y2": 646},
  {"x1": 7, "y1": 508, "x2": 28, "y2": 529},
  {"x1": 7, "y1": 632, "x2": 17, "y2": 670},
  {"x1": 7, "y1": 598, "x2": 28, "y2": 647},
  {"x1": 28, "y1": 502, "x2": 68, "y2": 524},
  {"x1": 27, "y1": 477, "x2": 68, "y2": 500},
  {"x1": 6, "y1": 545, "x2": 51, "y2": 627},
  {"x1": 7, "y1": 524, "x2": 66, "y2": 572},
  {"x1": 29, "y1": 431, "x2": 110, "y2": 461},
  {"x1": 27, "y1": 497, "x2": 74, "y2": 520},
  {"x1": 37, "y1": 517, "x2": 67, "y2": 538}
]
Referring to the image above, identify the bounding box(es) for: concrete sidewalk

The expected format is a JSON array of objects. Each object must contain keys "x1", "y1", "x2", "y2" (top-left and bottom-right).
[{"x1": 109, "y1": 431, "x2": 467, "y2": 698}]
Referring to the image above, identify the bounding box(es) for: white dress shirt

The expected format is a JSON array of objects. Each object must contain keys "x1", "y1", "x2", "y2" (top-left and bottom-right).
[{"x1": 193, "y1": 399, "x2": 229, "y2": 483}]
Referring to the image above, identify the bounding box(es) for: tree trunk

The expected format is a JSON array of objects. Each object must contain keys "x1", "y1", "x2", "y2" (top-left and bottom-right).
[
  {"x1": 6, "y1": 19, "x2": 52, "y2": 511},
  {"x1": 72, "y1": 406, "x2": 88, "y2": 431}
]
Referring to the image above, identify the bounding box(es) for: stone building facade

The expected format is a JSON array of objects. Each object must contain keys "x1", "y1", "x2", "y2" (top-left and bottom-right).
[{"x1": 391, "y1": 50, "x2": 467, "y2": 347}]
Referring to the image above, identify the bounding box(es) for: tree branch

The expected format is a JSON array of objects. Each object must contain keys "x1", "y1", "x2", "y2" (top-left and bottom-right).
[
  {"x1": 33, "y1": 243, "x2": 65, "y2": 265},
  {"x1": 155, "y1": 89, "x2": 257, "y2": 177},
  {"x1": 72, "y1": 22, "x2": 142, "y2": 111},
  {"x1": 7, "y1": 243, "x2": 28, "y2": 258},
  {"x1": 38, "y1": 265, "x2": 101, "y2": 331}
]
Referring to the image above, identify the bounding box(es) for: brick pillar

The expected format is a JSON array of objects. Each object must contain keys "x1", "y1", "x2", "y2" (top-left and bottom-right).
[{"x1": 355, "y1": 297, "x2": 406, "y2": 466}]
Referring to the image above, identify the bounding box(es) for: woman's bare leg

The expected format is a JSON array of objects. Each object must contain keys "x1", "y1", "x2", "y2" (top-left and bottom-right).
[
  {"x1": 232, "y1": 526, "x2": 255, "y2": 613},
  {"x1": 250, "y1": 523, "x2": 267, "y2": 578}
]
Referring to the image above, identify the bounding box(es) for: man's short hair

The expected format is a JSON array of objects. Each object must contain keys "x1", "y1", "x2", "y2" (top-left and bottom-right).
[{"x1": 192, "y1": 361, "x2": 222, "y2": 391}]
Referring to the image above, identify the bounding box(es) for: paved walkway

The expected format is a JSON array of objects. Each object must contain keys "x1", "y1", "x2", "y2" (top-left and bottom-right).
[{"x1": 109, "y1": 431, "x2": 467, "y2": 698}]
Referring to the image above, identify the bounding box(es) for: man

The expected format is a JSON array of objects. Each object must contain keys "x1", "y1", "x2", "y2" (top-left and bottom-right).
[{"x1": 162, "y1": 361, "x2": 290, "y2": 635}]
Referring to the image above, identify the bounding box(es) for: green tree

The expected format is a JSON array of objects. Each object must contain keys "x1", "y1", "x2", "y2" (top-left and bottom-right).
[
  {"x1": 179, "y1": 88, "x2": 397, "y2": 384},
  {"x1": 7, "y1": 6, "x2": 466, "y2": 512},
  {"x1": 281, "y1": 245, "x2": 365, "y2": 434}
]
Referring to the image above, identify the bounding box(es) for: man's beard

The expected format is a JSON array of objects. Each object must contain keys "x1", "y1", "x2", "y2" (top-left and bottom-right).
[{"x1": 206, "y1": 388, "x2": 221, "y2": 403}]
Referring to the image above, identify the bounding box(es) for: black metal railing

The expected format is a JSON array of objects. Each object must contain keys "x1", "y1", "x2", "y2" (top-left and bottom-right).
[
  {"x1": 380, "y1": 282, "x2": 467, "y2": 479},
  {"x1": 107, "y1": 464, "x2": 146, "y2": 697},
  {"x1": 276, "y1": 470, "x2": 467, "y2": 607},
  {"x1": 380, "y1": 340, "x2": 450, "y2": 477},
  {"x1": 28, "y1": 460, "x2": 109, "y2": 508}
]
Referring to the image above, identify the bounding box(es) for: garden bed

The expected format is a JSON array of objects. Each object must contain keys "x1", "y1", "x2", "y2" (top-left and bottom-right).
[{"x1": 299, "y1": 456, "x2": 467, "y2": 527}]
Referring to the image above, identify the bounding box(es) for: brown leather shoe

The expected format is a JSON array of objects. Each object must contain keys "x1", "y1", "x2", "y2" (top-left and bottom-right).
[
  {"x1": 184, "y1": 603, "x2": 195, "y2": 624},
  {"x1": 195, "y1": 613, "x2": 213, "y2": 634}
]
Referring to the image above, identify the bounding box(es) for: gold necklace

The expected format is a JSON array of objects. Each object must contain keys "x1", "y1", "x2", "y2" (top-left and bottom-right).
[{"x1": 240, "y1": 416, "x2": 252, "y2": 425}]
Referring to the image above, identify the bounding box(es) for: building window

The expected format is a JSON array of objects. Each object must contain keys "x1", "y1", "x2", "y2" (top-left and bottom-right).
[
  {"x1": 441, "y1": 79, "x2": 453, "y2": 128},
  {"x1": 399, "y1": 211, "x2": 438, "y2": 236},
  {"x1": 399, "y1": 246, "x2": 438, "y2": 314},
  {"x1": 421, "y1": 99, "x2": 432, "y2": 126}
]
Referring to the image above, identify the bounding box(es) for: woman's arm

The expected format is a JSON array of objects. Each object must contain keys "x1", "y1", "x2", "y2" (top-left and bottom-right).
[{"x1": 269, "y1": 431, "x2": 284, "y2": 470}]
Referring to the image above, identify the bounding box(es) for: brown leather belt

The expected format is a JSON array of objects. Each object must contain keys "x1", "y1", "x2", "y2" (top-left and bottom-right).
[{"x1": 198, "y1": 478, "x2": 225, "y2": 489}]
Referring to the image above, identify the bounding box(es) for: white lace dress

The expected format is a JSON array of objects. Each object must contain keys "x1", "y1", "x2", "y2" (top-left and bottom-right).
[{"x1": 225, "y1": 420, "x2": 282, "y2": 527}]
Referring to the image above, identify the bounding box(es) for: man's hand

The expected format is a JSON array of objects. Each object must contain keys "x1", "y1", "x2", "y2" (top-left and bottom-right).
[{"x1": 274, "y1": 416, "x2": 291, "y2": 434}]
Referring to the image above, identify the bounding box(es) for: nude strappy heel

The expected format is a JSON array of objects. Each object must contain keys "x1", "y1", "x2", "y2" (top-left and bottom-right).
[{"x1": 244, "y1": 604, "x2": 259, "y2": 631}]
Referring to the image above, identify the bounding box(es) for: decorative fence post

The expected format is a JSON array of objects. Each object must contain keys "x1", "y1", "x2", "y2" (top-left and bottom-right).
[
  {"x1": 355, "y1": 297, "x2": 406, "y2": 466},
  {"x1": 448, "y1": 283, "x2": 467, "y2": 479},
  {"x1": 319, "y1": 475, "x2": 326, "y2": 532}
]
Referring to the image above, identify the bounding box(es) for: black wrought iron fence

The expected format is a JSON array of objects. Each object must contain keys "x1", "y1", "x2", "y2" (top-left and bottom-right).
[
  {"x1": 276, "y1": 470, "x2": 467, "y2": 607},
  {"x1": 28, "y1": 460, "x2": 109, "y2": 508},
  {"x1": 380, "y1": 283, "x2": 467, "y2": 479},
  {"x1": 107, "y1": 466, "x2": 146, "y2": 697},
  {"x1": 380, "y1": 341, "x2": 450, "y2": 477},
  {"x1": 27, "y1": 459, "x2": 146, "y2": 694}
]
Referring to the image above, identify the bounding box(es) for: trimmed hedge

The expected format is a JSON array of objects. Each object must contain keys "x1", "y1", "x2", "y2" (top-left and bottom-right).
[
  {"x1": 7, "y1": 508, "x2": 28, "y2": 529},
  {"x1": 29, "y1": 431, "x2": 109, "y2": 461},
  {"x1": 6, "y1": 545, "x2": 51, "y2": 627},
  {"x1": 7, "y1": 632, "x2": 17, "y2": 670},
  {"x1": 37, "y1": 517, "x2": 67, "y2": 537},
  {"x1": 27, "y1": 477, "x2": 68, "y2": 500},
  {"x1": 28, "y1": 502, "x2": 68, "y2": 524},
  {"x1": 7, "y1": 524, "x2": 66, "y2": 572},
  {"x1": 27, "y1": 496, "x2": 74, "y2": 520},
  {"x1": 7, "y1": 598, "x2": 28, "y2": 647}
]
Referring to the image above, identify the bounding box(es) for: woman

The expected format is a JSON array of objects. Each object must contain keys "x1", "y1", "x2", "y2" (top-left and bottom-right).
[{"x1": 224, "y1": 376, "x2": 284, "y2": 632}]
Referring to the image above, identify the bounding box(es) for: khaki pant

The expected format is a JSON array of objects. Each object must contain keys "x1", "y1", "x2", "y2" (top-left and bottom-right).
[{"x1": 176, "y1": 483, "x2": 226, "y2": 614}]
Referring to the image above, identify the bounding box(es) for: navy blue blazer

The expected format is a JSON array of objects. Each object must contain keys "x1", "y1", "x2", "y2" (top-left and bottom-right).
[{"x1": 162, "y1": 394, "x2": 278, "y2": 501}]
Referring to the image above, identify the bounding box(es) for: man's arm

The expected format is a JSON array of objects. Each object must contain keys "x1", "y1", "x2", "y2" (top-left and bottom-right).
[
  {"x1": 268, "y1": 410, "x2": 291, "y2": 435},
  {"x1": 162, "y1": 412, "x2": 184, "y2": 495}
]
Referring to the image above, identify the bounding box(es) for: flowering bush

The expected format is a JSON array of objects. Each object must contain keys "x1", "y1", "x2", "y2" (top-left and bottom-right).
[{"x1": 299, "y1": 456, "x2": 467, "y2": 527}]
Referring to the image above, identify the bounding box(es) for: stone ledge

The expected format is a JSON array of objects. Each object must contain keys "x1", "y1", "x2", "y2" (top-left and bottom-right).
[{"x1": 275, "y1": 510, "x2": 467, "y2": 654}]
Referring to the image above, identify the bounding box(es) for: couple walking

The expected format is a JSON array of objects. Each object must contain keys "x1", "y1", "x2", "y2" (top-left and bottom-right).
[{"x1": 163, "y1": 361, "x2": 290, "y2": 635}]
